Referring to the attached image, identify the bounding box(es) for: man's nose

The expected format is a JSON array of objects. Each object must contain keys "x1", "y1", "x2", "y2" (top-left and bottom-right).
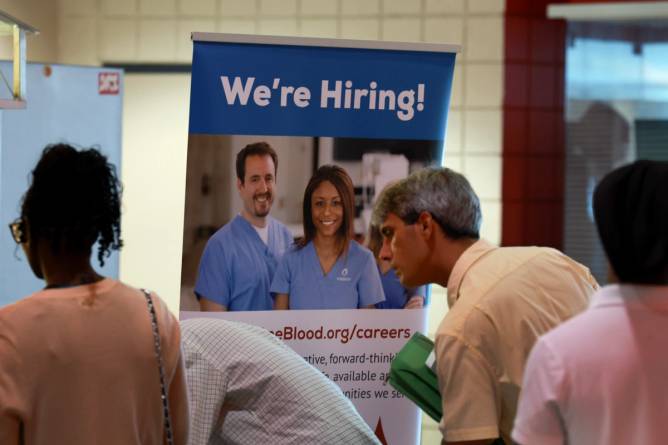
[
  {"x1": 379, "y1": 238, "x2": 393, "y2": 262},
  {"x1": 257, "y1": 179, "x2": 268, "y2": 193}
]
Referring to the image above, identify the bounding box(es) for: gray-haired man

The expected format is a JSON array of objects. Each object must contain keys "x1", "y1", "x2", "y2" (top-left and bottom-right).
[{"x1": 372, "y1": 167, "x2": 598, "y2": 445}]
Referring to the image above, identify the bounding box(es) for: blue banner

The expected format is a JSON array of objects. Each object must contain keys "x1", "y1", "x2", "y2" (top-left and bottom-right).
[
  {"x1": 189, "y1": 39, "x2": 456, "y2": 140},
  {"x1": 184, "y1": 35, "x2": 458, "y2": 445}
]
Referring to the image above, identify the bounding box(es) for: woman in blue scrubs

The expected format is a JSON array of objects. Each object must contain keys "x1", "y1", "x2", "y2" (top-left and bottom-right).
[
  {"x1": 366, "y1": 224, "x2": 425, "y2": 309},
  {"x1": 271, "y1": 165, "x2": 385, "y2": 309}
]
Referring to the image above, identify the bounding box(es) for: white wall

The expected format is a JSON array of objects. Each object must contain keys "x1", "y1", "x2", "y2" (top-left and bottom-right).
[{"x1": 120, "y1": 73, "x2": 190, "y2": 308}]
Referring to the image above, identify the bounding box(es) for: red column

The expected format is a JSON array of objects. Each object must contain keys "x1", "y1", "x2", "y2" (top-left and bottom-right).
[
  {"x1": 503, "y1": 0, "x2": 566, "y2": 248},
  {"x1": 501, "y1": 0, "x2": 653, "y2": 248}
]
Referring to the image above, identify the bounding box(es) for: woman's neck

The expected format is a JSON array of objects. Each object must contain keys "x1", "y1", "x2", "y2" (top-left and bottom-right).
[
  {"x1": 313, "y1": 235, "x2": 346, "y2": 276},
  {"x1": 44, "y1": 268, "x2": 104, "y2": 289},
  {"x1": 313, "y1": 234, "x2": 343, "y2": 257},
  {"x1": 39, "y1": 248, "x2": 104, "y2": 289}
]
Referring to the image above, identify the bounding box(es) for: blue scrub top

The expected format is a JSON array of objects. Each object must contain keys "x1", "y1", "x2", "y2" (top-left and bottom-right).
[
  {"x1": 375, "y1": 267, "x2": 426, "y2": 309},
  {"x1": 195, "y1": 215, "x2": 293, "y2": 311},
  {"x1": 270, "y1": 240, "x2": 385, "y2": 310}
]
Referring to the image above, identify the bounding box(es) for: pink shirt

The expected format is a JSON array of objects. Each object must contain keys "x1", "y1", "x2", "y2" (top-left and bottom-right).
[
  {"x1": 513, "y1": 284, "x2": 668, "y2": 445},
  {"x1": 0, "y1": 278, "x2": 188, "y2": 445}
]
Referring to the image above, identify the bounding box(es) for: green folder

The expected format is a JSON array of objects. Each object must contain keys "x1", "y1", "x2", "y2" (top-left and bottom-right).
[{"x1": 389, "y1": 332, "x2": 442, "y2": 421}]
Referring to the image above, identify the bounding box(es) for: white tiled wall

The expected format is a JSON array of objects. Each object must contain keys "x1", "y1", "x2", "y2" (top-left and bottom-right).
[
  {"x1": 55, "y1": 1, "x2": 505, "y2": 217},
  {"x1": 53, "y1": 2, "x2": 505, "y2": 443},
  {"x1": 342, "y1": 0, "x2": 381, "y2": 15}
]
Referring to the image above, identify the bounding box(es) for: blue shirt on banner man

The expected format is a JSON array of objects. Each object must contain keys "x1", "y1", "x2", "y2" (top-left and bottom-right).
[
  {"x1": 271, "y1": 240, "x2": 384, "y2": 310},
  {"x1": 195, "y1": 142, "x2": 293, "y2": 311}
]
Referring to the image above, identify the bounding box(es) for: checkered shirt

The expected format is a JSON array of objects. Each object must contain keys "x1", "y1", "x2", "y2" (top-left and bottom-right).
[{"x1": 181, "y1": 318, "x2": 381, "y2": 445}]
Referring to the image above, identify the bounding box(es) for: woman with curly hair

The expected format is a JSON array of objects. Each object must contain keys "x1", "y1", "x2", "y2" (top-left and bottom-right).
[{"x1": 0, "y1": 144, "x2": 188, "y2": 444}]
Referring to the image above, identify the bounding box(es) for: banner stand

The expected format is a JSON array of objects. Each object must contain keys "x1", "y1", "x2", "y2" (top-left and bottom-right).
[{"x1": 181, "y1": 33, "x2": 459, "y2": 445}]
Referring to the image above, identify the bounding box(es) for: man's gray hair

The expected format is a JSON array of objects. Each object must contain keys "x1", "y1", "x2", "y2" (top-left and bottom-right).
[{"x1": 372, "y1": 167, "x2": 482, "y2": 239}]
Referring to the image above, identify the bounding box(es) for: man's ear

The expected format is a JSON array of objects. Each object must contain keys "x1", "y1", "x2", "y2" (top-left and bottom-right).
[
  {"x1": 416, "y1": 211, "x2": 434, "y2": 240},
  {"x1": 236, "y1": 177, "x2": 243, "y2": 192}
]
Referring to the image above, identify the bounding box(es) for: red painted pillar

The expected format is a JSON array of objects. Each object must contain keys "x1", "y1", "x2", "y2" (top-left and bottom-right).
[
  {"x1": 502, "y1": 0, "x2": 566, "y2": 248},
  {"x1": 502, "y1": 0, "x2": 660, "y2": 248}
]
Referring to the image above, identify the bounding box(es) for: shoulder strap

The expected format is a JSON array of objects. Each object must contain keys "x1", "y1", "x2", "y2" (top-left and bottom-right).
[{"x1": 141, "y1": 289, "x2": 174, "y2": 445}]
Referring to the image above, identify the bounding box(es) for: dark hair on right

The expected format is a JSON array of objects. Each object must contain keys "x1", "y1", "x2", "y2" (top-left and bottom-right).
[
  {"x1": 235, "y1": 142, "x2": 278, "y2": 183},
  {"x1": 593, "y1": 160, "x2": 668, "y2": 284},
  {"x1": 21, "y1": 143, "x2": 123, "y2": 266}
]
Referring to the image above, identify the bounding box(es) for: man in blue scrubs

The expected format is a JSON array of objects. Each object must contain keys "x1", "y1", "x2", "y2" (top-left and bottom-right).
[{"x1": 195, "y1": 142, "x2": 293, "y2": 311}]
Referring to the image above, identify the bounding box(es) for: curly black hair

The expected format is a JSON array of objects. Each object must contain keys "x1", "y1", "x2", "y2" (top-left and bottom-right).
[{"x1": 21, "y1": 143, "x2": 123, "y2": 266}]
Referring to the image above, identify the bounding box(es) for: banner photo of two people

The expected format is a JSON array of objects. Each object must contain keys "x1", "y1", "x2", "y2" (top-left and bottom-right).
[{"x1": 180, "y1": 33, "x2": 457, "y2": 445}]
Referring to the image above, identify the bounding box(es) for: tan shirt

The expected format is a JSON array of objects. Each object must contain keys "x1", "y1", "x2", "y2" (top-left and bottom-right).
[
  {"x1": 0, "y1": 279, "x2": 188, "y2": 445},
  {"x1": 435, "y1": 240, "x2": 598, "y2": 443}
]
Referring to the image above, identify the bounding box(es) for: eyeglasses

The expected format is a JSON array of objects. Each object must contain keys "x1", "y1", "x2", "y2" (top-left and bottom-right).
[{"x1": 8, "y1": 218, "x2": 26, "y2": 244}]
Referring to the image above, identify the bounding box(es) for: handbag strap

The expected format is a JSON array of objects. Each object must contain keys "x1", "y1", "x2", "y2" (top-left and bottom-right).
[{"x1": 141, "y1": 289, "x2": 174, "y2": 445}]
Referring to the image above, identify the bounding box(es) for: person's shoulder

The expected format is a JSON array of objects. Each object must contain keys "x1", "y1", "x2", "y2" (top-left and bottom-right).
[
  {"x1": 180, "y1": 317, "x2": 269, "y2": 334},
  {"x1": 496, "y1": 245, "x2": 595, "y2": 287},
  {"x1": 0, "y1": 294, "x2": 38, "y2": 328},
  {"x1": 0, "y1": 292, "x2": 59, "y2": 362},
  {"x1": 0, "y1": 279, "x2": 122, "y2": 335},
  {"x1": 540, "y1": 285, "x2": 619, "y2": 341},
  {"x1": 494, "y1": 245, "x2": 572, "y2": 266},
  {"x1": 104, "y1": 281, "x2": 178, "y2": 324},
  {"x1": 181, "y1": 318, "x2": 281, "y2": 356},
  {"x1": 269, "y1": 216, "x2": 293, "y2": 235},
  {"x1": 268, "y1": 215, "x2": 288, "y2": 228},
  {"x1": 468, "y1": 247, "x2": 562, "y2": 300},
  {"x1": 479, "y1": 245, "x2": 563, "y2": 278},
  {"x1": 283, "y1": 241, "x2": 307, "y2": 259},
  {"x1": 530, "y1": 309, "x2": 596, "y2": 364},
  {"x1": 2, "y1": 278, "x2": 123, "y2": 318},
  {"x1": 215, "y1": 216, "x2": 241, "y2": 238},
  {"x1": 182, "y1": 317, "x2": 258, "y2": 335},
  {"x1": 525, "y1": 245, "x2": 575, "y2": 264},
  {"x1": 205, "y1": 217, "x2": 244, "y2": 248},
  {"x1": 492, "y1": 244, "x2": 545, "y2": 261},
  {"x1": 349, "y1": 240, "x2": 374, "y2": 259},
  {"x1": 103, "y1": 278, "x2": 147, "y2": 300},
  {"x1": 181, "y1": 317, "x2": 228, "y2": 341},
  {"x1": 1, "y1": 288, "x2": 45, "y2": 311}
]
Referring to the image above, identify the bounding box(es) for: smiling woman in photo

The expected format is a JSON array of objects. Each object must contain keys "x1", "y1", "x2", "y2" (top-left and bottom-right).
[{"x1": 271, "y1": 165, "x2": 385, "y2": 310}]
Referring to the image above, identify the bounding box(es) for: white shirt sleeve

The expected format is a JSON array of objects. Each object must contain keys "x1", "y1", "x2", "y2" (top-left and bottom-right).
[{"x1": 512, "y1": 338, "x2": 567, "y2": 445}]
